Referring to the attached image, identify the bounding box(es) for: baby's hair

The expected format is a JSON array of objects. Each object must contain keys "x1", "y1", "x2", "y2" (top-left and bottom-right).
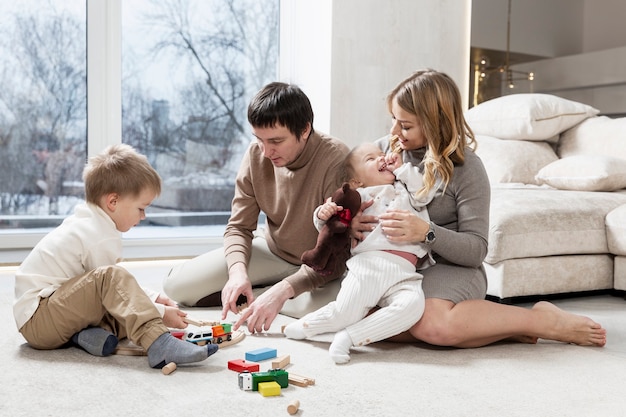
[
  {"x1": 342, "y1": 147, "x2": 360, "y2": 184},
  {"x1": 82, "y1": 144, "x2": 161, "y2": 204}
]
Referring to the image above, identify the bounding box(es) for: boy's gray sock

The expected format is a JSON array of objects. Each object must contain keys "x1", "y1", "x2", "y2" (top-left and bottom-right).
[
  {"x1": 71, "y1": 327, "x2": 119, "y2": 357},
  {"x1": 147, "y1": 332, "x2": 218, "y2": 369}
]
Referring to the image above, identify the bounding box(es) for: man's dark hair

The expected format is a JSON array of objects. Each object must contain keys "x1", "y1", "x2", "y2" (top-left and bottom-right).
[{"x1": 247, "y1": 82, "x2": 314, "y2": 139}]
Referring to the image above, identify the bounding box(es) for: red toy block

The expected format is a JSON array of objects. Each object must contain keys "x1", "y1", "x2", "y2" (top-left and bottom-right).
[{"x1": 228, "y1": 359, "x2": 260, "y2": 373}]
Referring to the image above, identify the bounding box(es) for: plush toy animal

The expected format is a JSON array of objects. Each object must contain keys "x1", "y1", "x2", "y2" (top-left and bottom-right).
[{"x1": 301, "y1": 183, "x2": 362, "y2": 276}]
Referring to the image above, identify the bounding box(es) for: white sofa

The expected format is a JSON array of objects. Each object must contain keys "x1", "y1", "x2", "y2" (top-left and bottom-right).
[{"x1": 466, "y1": 93, "x2": 626, "y2": 302}]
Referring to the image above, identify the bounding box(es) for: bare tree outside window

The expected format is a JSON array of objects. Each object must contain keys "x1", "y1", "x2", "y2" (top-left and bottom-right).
[
  {"x1": 0, "y1": 0, "x2": 279, "y2": 231},
  {"x1": 122, "y1": 0, "x2": 279, "y2": 226},
  {"x1": 0, "y1": 1, "x2": 86, "y2": 222}
]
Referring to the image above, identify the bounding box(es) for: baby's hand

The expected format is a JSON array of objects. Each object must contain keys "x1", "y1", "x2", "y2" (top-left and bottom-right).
[
  {"x1": 317, "y1": 197, "x2": 342, "y2": 222},
  {"x1": 385, "y1": 152, "x2": 402, "y2": 171}
]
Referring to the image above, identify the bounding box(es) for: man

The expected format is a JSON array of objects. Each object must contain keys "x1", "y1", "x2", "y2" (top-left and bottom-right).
[{"x1": 163, "y1": 82, "x2": 350, "y2": 333}]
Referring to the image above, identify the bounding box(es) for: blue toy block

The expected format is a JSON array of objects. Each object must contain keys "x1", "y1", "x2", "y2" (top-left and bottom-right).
[{"x1": 245, "y1": 347, "x2": 277, "y2": 362}]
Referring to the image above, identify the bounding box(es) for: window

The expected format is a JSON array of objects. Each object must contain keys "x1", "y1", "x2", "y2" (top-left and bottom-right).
[
  {"x1": 121, "y1": 0, "x2": 279, "y2": 229},
  {"x1": 0, "y1": 0, "x2": 279, "y2": 261},
  {"x1": 0, "y1": 1, "x2": 86, "y2": 226}
]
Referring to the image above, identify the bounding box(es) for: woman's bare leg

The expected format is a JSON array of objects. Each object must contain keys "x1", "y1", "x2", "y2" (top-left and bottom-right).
[{"x1": 402, "y1": 298, "x2": 606, "y2": 348}]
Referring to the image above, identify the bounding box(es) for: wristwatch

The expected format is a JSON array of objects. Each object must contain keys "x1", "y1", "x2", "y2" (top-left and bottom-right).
[{"x1": 425, "y1": 222, "x2": 436, "y2": 245}]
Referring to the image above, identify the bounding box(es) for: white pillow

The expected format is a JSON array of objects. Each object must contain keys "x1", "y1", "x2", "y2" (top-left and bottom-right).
[
  {"x1": 474, "y1": 135, "x2": 558, "y2": 185},
  {"x1": 466, "y1": 93, "x2": 599, "y2": 141},
  {"x1": 558, "y1": 116, "x2": 626, "y2": 160},
  {"x1": 535, "y1": 155, "x2": 626, "y2": 191}
]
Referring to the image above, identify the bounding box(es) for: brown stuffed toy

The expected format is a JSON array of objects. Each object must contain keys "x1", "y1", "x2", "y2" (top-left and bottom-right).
[{"x1": 301, "y1": 182, "x2": 362, "y2": 276}]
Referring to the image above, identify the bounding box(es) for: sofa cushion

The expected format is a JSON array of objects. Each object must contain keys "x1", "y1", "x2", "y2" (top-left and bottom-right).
[
  {"x1": 558, "y1": 116, "x2": 626, "y2": 160},
  {"x1": 475, "y1": 135, "x2": 558, "y2": 185},
  {"x1": 535, "y1": 155, "x2": 626, "y2": 191},
  {"x1": 466, "y1": 93, "x2": 599, "y2": 141},
  {"x1": 606, "y1": 204, "x2": 626, "y2": 256},
  {"x1": 485, "y1": 255, "x2": 613, "y2": 299},
  {"x1": 486, "y1": 187, "x2": 626, "y2": 264}
]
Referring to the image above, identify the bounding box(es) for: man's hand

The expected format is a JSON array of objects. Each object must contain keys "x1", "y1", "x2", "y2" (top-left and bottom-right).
[
  {"x1": 234, "y1": 280, "x2": 295, "y2": 333},
  {"x1": 221, "y1": 263, "x2": 255, "y2": 320},
  {"x1": 163, "y1": 306, "x2": 188, "y2": 329}
]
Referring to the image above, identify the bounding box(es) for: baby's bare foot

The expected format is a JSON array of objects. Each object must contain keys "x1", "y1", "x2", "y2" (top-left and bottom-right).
[{"x1": 532, "y1": 301, "x2": 606, "y2": 347}]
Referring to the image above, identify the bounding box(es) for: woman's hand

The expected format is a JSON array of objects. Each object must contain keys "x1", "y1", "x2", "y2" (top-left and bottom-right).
[
  {"x1": 350, "y1": 200, "x2": 376, "y2": 246},
  {"x1": 221, "y1": 263, "x2": 255, "y2": 320},
  {"x1": 378, "y1": 209, "x2": 429, "y2": 243}
]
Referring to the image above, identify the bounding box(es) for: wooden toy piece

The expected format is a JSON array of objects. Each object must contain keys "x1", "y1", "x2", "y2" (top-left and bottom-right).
[
  {"x1": 272, "y1": 354, "x2": 291, "y2": 369},
  {"x1": 258, "y1": 381, "x2": 281, "y2": 397},
  {"x1": 228, "y1": 359, "x2": 260, "y2": 373},
  {"x1": 287, "y1": 373, "x2": 315, "y2": 387},
  {"x1": 287, "y1": 399, "x2": 300, "y2": 415},
  {"x1": 182, "y1": 317, "x2": 217, "y2": 327},
  {"x1": 162, "y1": 362, "x2": 177, "y2": 375},
  {"x1": 245, "y1": 347, "x2": 277, "y2": 362}
]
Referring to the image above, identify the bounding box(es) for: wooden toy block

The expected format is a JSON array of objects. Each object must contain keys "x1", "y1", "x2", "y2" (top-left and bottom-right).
[
  {"x1": 228, "y1": 359, "x2": 260, "y2": 373},
  {"x1": 258, "y1": 381, "x2": 281, "y2": 397},
  {"x1": 271, "y1": 354, "x2": 290, "y2": 369},
  {"x1": 288, "y1": 373, "x2": 315, "y2": 387},
  {"x1": 245, "y1": 347, "x2": 277, "y2": 362}
]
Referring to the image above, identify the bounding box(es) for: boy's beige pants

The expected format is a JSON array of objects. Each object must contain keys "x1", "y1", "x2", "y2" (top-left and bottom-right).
[{"x1": 20, "y1": 265, "x2": 168, "y2": 351}]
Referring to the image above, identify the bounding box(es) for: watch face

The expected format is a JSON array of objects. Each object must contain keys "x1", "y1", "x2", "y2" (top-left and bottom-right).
[{"x1": 427, "y1": 231, "x2": 435, "y2": 242}]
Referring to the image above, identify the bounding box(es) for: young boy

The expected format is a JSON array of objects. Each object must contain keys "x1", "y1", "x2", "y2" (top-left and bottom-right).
[
  {"x1": 13, "y1": 144, "x2": 218, "y2": 369},
  {"x1": 284, "y1": 142, "x2": 440, "y2": 363}
]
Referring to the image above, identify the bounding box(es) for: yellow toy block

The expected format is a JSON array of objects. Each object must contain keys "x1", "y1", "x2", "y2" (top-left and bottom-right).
[{"x1": 258, "y1": 381, "x2": 281, "y2": 397}]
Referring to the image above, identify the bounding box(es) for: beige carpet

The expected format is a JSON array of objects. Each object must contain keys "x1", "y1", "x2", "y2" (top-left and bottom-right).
[{"x1": 2, "y1": 260, "x2": 626, "y2": 417}]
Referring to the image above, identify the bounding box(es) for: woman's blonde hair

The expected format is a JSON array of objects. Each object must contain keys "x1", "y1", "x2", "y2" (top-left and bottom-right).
[
  {"x1": 387, "y1": 69, "x2": 476, "y2": 194},
  {"x1": 83, "y1": 144, "x2": 161, "y2": 204}
]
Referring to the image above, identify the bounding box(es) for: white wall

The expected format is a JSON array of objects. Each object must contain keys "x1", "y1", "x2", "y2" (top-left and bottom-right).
[{"x1": 280, "y1": 0, "x2": 471, "y2": 149}]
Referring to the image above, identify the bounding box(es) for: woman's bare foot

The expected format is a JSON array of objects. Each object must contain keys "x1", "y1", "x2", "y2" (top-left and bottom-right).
[
  {"x1": 506, "y1": 335, "x2": 538, "y2": 344},
  {"x1": 532, "y1": 301, "x2": 606, "y2": 347}
]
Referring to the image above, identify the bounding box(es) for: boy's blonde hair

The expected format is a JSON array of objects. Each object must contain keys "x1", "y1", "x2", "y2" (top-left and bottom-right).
[{"x1": 82, "y1": 144, "x2": 162, "y2": 204}]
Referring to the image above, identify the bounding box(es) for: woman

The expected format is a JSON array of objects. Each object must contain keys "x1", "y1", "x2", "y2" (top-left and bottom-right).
[{"x1": 353, "y1": 69, "x2": 606, "y2": 347}]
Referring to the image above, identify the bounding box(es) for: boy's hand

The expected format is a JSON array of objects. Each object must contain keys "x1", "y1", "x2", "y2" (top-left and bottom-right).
[
  {"x1": 317, "y1": 197, "x2": 342, "y2": 222},
  {"x1": 156, "y1": 294, "x2": 178, "y2": 307},
  {"x1": 163, "y1": 306, "x2": 188, "y2": 329}
]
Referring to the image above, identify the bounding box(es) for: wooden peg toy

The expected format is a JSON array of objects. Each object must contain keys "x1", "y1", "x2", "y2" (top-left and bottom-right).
[
  {"x1": 162, "y1": 362, "x2": 177, "y2": 375},
  {"x1": 287, "y1": 399, "x2": 300, "y2": 415}
]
